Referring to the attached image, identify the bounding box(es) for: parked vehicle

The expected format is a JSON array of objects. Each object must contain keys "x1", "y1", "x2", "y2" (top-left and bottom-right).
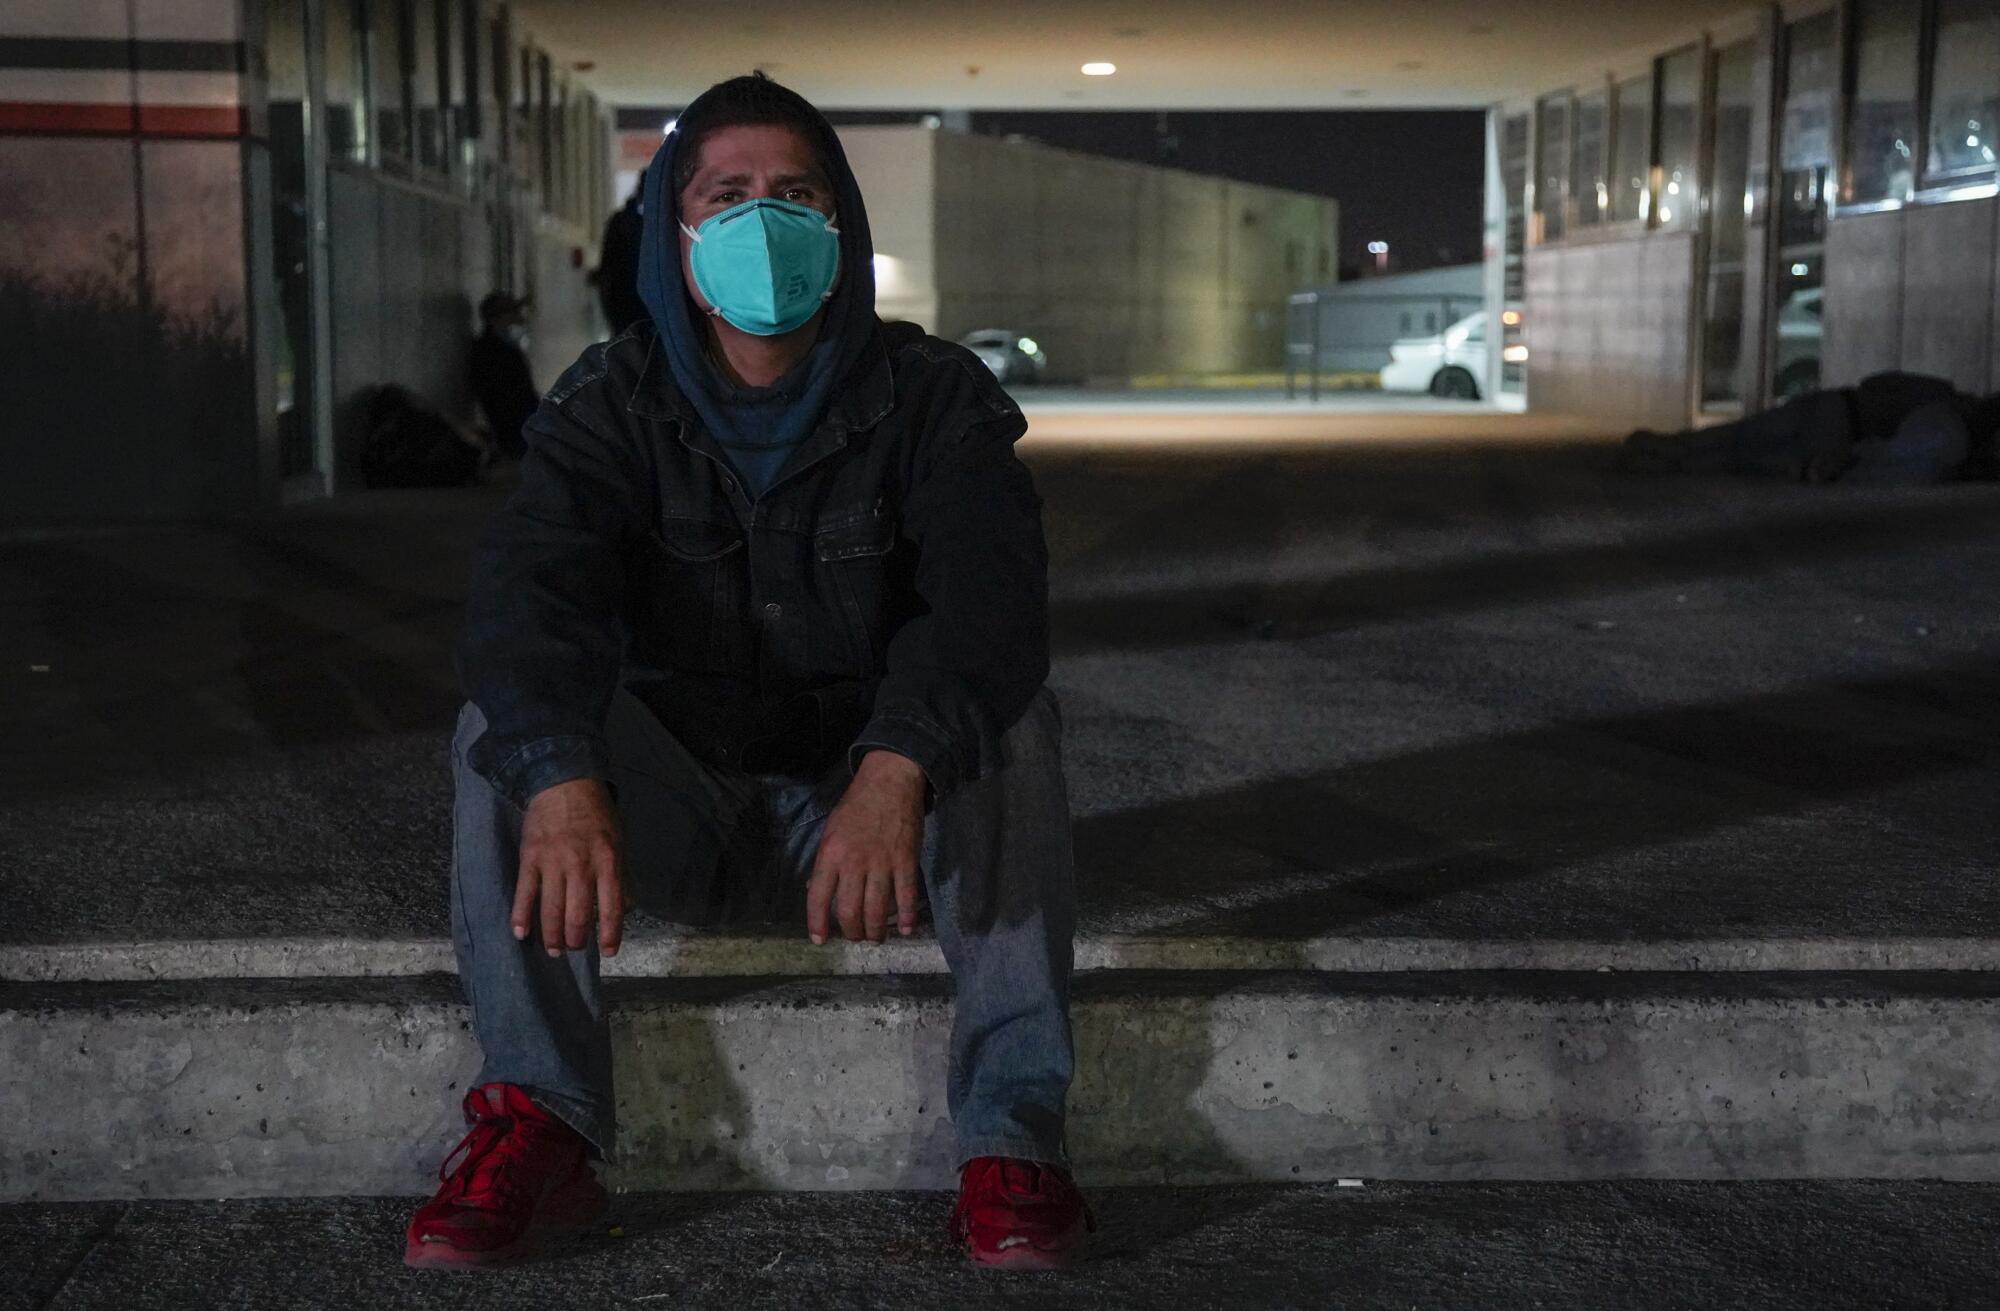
[
  {"x1": 1378, "y1": 310, "x2": 1490, "y2": 399},
  {"x1": 1773, "y1": 287, "x2": 1823, "y2": 399},
  {"x1": 957, "y1": 329, "x2": 1048, "y2": 385}
]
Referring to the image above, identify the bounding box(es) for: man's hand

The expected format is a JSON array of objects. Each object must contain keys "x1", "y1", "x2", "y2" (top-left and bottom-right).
[
  {"x1": 514, "y1": 778, "x2": 625, "y2": 958},
  {"x1": 807, "y1": 751, "x2": 926, "y2": 945}
]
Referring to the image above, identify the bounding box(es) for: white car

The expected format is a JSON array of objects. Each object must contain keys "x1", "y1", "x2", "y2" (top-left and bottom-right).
[
  {"x1": 958, "y1": 329, "x2": 1048, "y2": 386},
  {"x1": 1379, "y1": 311, "x2": 1489, "y2": 399},
  {"x1": 1773, "y1": 287, "x2": 1823, "y2": 398}
]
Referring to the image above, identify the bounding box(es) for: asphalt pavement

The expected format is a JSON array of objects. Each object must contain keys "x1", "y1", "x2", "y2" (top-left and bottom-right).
[
  {"x1": 4, "y1": 1181, "x2": 1992, "y2": 1310},
  {"x1": 6, "y1": 419, "x2": 2000, "y2": 960}
]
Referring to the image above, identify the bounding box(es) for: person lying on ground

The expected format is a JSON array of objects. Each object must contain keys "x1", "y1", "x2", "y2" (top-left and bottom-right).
[{"x1": 1621, "y1": 372, "x2": 2000, "y2": 485}]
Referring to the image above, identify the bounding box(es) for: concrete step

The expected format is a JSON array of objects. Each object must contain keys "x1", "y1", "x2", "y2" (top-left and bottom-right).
[
  {"x1": 10, "y1": 1181, "x2": 1997, "y2": 1309},
  {"x1": 9, "y1": 969, "x2": 2000, "y2": 1202},
  {"x1": 12, "y1": 927, "x2": 2000, "y2": 982}
]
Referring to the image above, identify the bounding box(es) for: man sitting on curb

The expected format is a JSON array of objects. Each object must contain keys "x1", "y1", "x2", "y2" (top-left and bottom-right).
[{"x1": 405, "y1": 73, "x2": 1090, "y2": 1271}]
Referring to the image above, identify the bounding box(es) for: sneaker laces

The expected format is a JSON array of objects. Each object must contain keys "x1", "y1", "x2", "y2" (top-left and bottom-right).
[{"x1": 435, "y1": 1090, "x2": 553, "y2": 1214}]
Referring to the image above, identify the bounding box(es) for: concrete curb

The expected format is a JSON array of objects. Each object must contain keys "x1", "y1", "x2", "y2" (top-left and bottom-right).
[
  {"x1": 9, "y1": 970, "x2": 2000, "y2": 1201},
  {"x1": 10, "y1": 933, "x2": 2000, "y2": 982}
]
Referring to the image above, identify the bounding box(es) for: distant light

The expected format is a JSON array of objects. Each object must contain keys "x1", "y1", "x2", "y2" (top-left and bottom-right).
[
  {"x1": 662, "y1": 118, "x2": 677, "y2": 136},
  {"x1": 1500, "y1": 309, "x2": 1522, "y2": 326},
  {"x1": 1658, "y1": 207, "x2": 1672, "y2": 222},
  {"x1": 1666, "y1": 180, "x2": 1680, "y2": 196},
  {"x1": 1970, "y1": 134, "x2": 1982, "y2": 148},
  {"x1": 872, "y1": 253, "x2": 901, "y2": 291},
  {"x1": 921, "y1": 114, "x2": 942, "y2": 129},
  {"x1": 1081, "y1": 61, "x2": 1117, "y2": 76},
  {"x1": 1502, "y1": 345, "x2": 1529, "y2": 362},
  {"x1": 1366, "y1": 240, "x2": 1389, "y2": 254},
  {"x1": 1791, "y1": 262, "x2": 1809, "y2": 276},
  {"x1": 1743, "y1": 192, "x2": 1755, "y2": 217},
  {"x1": 1017, "y1": 336, "x2": 1039, "y2": 355}
]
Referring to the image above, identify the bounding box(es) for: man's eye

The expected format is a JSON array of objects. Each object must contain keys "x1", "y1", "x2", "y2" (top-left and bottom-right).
[
  {"x1": 784, "y1": 187, "x2": 813, "y2": 202},
  {"x1": 714, "y1": 190, "x2": 740, "y2": 204}
]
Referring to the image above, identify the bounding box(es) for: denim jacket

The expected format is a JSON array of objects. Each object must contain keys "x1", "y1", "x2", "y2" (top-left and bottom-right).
[{"x1": 457, "y1": 318, "x2": 1049, "y2": 809}]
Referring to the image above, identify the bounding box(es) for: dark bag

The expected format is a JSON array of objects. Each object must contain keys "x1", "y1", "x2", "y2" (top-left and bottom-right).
[{"x1": 360, "y1": 385, "x2": 485, "y2": 488}]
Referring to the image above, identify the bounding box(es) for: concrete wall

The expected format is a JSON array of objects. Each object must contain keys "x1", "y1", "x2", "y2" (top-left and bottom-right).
[
  {"x1": 838, "y1": 128, "x2": 1338, "y2": 382},
  {"x1": 836, "y1": 126, "x2": 938, "y2": 330},
  {"x1": 1821, "y1": 197, "x2": 1999, "y2": 395},
  {"x1": 1524, "y1": 232, "x2": 1698, "y2": 430},
  {"x1": 0, "y1": 0, "x2": 265, "y2": 522},
  {"x1": 323, "y1": 167, "x2": 600, "y2": 485}
]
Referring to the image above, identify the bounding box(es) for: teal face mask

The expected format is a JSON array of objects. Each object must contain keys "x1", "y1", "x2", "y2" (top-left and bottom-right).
[{"x1": 680, "y1": 198, "x2": 841, "y2": 336}]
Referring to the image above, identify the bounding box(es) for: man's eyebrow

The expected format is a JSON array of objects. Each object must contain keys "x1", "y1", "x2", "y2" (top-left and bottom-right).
[{"x1": 691, "y1": 169, "x2": 825, "y2": 190}]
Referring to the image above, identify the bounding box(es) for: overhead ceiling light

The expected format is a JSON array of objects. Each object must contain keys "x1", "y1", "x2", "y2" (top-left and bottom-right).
[{"x1": 1081, "y1": 61, "x2": 1117, "y2": 76}]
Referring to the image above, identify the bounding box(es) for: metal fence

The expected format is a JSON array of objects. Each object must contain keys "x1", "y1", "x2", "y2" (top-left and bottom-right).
[{"x1": 1284, "y1": 290, "x2": 1487, "y2": 400}]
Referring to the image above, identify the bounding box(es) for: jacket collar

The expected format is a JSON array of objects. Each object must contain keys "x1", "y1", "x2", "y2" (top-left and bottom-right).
[{"x1": 626, "y1": 320, "x2": 896, "y2": 438}]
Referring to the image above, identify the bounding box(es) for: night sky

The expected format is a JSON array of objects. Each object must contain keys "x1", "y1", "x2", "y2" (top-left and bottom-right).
[
  {"x1": 965, "y1": 111, "x2": 1486, "y2": 279},
  {"x1": 625, "y1": 106, "x2": 1487, "y2": 280}
]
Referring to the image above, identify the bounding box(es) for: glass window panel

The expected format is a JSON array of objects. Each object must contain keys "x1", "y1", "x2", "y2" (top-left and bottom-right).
[
  {"x1": 515, "y1": 45, "x2": 535, "y2": 189},
  {"x1": 538, "y1": 52, "x2": 555, "y2": 202},
  {"x1": 325, "y1": 0, "x2": 368, "y2": 163},
  {"x1": 1571, "y1": 88, "x2": 1608, "y2": 226},
  {"x1": 410, "y1": 0, "x2": 441, "y2": 170},
  {"x1": 1536, "y1": 93, "x2": 1570, "y2": 242},
  {"x1": 433, "y1": 0, "x2": 461, "y2": 177},
  {"x1": 1926, "y1": 0, "x2": 2000, "y2": 179},
  {"x1": 1703, "y1": 39, "x2": 1758, "y2": 408},
  {"x1": 1655, "y1": 46, "x2": 1701, "y2": 229},
  {"x1": 264, "y1": 0, "x2": 315, "y2": 479},
  {"x1": 1610, "y1": 71, "x2": 1653, "y2": 224},
  {"x1": 374, "y1": 0, "x2": 410, "y2": 164},
  {"x1": 1772, "y1": 11, "x2": 1837, "y2": 401},
  {"x1": 1500, "y1": 111, "x2": 1529, "y2": 393},
  {"x1": 1847, "y1": 0, "x2": 1921, "y2": 203}
]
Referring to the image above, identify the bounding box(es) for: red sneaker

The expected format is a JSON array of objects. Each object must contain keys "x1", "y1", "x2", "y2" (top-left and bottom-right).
[
  {"x1": 950, "y1": 1156, "x2": 1094, "y2": 1269},
  {"x1": 403, "y1": 1082, "x2": 608, "y2": 1270}
]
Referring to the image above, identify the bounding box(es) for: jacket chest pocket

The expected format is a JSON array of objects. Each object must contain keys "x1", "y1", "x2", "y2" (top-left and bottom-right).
[
  {"x1": 634, "y1": 519, "x2": 745, "y2": 671},
  {"x1": 814, "y1": 510, "x2": 898, "y2": 673}
]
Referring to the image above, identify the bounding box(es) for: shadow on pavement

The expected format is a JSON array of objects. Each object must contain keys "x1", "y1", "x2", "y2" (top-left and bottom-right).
[{"x1": 1074, "y1": 656, "x2": 2000, "y2": 942}]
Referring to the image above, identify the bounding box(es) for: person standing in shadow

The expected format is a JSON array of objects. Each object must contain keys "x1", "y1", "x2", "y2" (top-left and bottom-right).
[
  {"x1": 467, "y1": 291, "x2": 538, "y2": 460},
  {"x1": 593, "y1": 169, "x2": 648, "y2": 337}
]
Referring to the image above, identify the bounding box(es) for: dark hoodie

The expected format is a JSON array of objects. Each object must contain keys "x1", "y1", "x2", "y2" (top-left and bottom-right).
[
  {"x1": 636, "y1": 82, "x2": 881, "y2": 498},
  {"x1": 459, "y1": 81, "x2": 1048, "y2": 810}
]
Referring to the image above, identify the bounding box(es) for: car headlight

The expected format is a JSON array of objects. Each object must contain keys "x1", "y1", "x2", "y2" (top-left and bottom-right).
[{"x1": 1016, "y1": 336, "x2": 1039, "y2": 356}]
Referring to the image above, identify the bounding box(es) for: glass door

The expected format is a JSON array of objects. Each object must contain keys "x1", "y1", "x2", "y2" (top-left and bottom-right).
[{"x1": 1769, "y1": 11, "x2": 1837, "y2": 400}]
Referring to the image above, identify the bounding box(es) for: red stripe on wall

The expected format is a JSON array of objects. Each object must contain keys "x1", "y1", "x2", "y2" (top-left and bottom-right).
[
  {"x1": 135, "y1": 104, "x2": 244, "y2": 137},
  {"x1": 0, "y1": 101, "x2": 245, "y2": 138}
]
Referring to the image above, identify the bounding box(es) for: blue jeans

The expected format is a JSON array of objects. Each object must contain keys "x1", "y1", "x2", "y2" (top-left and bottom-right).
[{"x1": 449, "y1": 686, "x2": 1077, "y2": 1168}]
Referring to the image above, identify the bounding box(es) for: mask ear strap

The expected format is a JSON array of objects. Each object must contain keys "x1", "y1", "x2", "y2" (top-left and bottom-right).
[{"x1": 679, "y1": 221, "x2": 701, "y2": 242}]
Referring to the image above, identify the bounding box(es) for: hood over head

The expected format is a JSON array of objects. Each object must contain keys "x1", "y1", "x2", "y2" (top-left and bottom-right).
[{"x1": 636, "y1": 75, "x2": 879, "y2": 466}]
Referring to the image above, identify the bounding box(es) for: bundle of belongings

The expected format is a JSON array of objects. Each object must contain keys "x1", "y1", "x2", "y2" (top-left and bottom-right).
[
  {"x1": 1622, "y1": 372, "x2": 2000, "y2": 485},
  {"x1": 360, "y1": 384, "x2": 493, "y2": 489}
]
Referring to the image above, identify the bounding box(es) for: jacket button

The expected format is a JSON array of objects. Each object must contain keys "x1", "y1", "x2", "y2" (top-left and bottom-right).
[{"x1": 763, "y1": 601, "x2": 783, "y2": 621}]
